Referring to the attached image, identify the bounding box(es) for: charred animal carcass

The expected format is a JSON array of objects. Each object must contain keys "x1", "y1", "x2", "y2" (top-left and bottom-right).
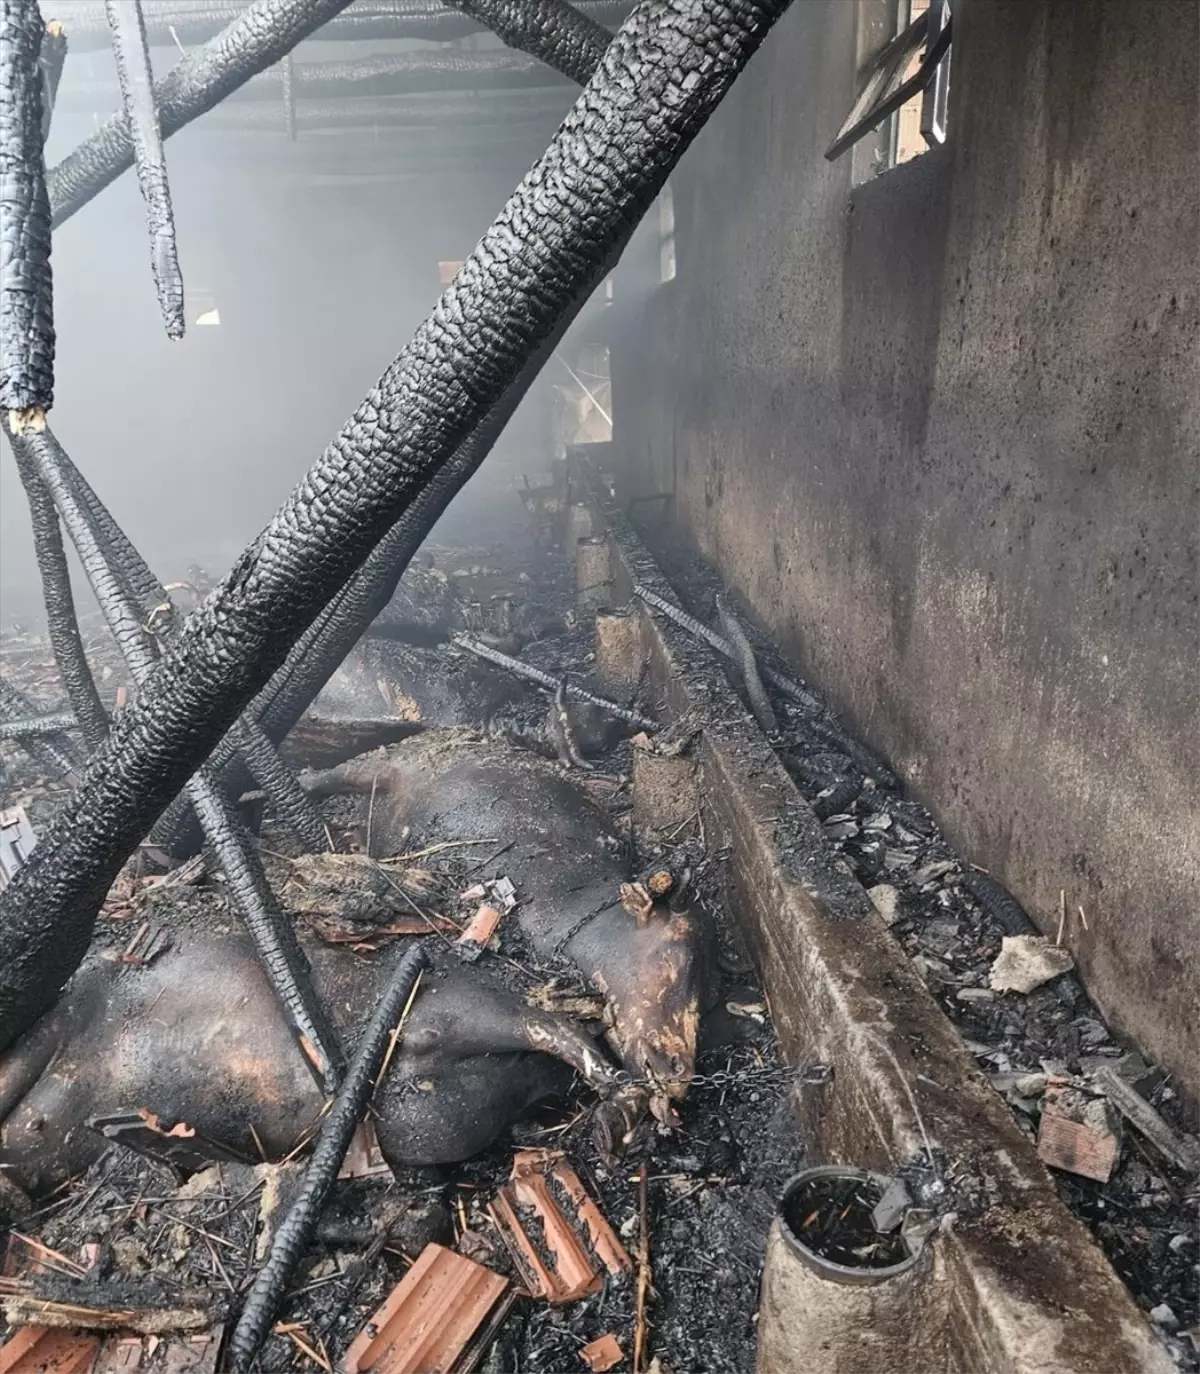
[{"x1": 0, "y1": 729, "x2": 706, "y2": 1199}]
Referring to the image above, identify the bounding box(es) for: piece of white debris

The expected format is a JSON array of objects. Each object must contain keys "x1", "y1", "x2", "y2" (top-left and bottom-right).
[
  {"x1": 1149, "y1": 1304, "x2": 1179, "y2": 1330},
  {"x1": 989, "y1": 935, "x2": 1075, "y2": 994},
  {"x1": 867, "y1": 884, "x2": 901, "y2": 925}
]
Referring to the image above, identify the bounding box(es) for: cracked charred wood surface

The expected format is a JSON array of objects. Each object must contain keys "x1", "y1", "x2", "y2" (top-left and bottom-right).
[
  {"x1": 0, "y1": 0, "x2": 793, "y2": 1053},
  {"x1": 47, "y1": 0, "x2": 360, "y2": 228},
  {"x1": 13, "y1": 458, "x2": 109, "y2": 752},
  {"x1": 37, "y1": 21, "x2": 68, "y2": 143},
  {"x1": 0, "y1": 710, "x2": 77, "y2": 740},
  {"x1": 105, "y1": 0, "x2": 185, "y2": 339},
  {"x1": 0, "y1": 677, "x2": 78, "y2": 780},
  {"x1": 229, "y1": 940, "x2": 427, "y2": 1371},
  {"x1": 8, "y1": 425, "x2": 345, "y2": 1090},
  {"x1": 0, "y1": 0, "x2": 54, "y2": 415},
  {"x1": 443, "y1": 0, "x2": 611, "y2": 84},
  {"x1": 46, "y1": 0, "x2": 634, "y2": 51}
]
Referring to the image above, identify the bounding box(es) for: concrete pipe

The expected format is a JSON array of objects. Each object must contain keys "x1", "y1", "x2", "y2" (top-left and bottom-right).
[{"x1": 757, "y1": 1166, "x2": 946, "y2": 1374}]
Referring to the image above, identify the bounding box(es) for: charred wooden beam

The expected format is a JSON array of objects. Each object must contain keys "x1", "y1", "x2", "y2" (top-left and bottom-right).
[
  {"x1": 105, "y1": 0, "x2": 185, "y2": 339},
  {"x1": 0, "y1": 0, "x2": 796, "y2": 1054},
  {"x1": 228, "y1": 941, "x2": 426, "y2": 1370},
  {"x1": 47, "y1": 0, "x2": 363, "y2": 227},
  {"x1": 37, "y1": 20, "x2": 68, "y2": 142},
  {"x1": 46, "y1": 443, "x2": 333, "y2": 851},
  {"x1": 0, "y1": 678, "x2": 78, "y2": 781},
  {"x1": 13, "y1": 458, "x2": 109, "y2": 751},
  {"x1": 0, "y1": 0, "x2": 54, "y2": 418},
  {"x1": 442, "y1": 0, "x2": 611, "y2": 84},
  {"x1": 0, "y1": 710, "x2": 77, "y2": 741}
]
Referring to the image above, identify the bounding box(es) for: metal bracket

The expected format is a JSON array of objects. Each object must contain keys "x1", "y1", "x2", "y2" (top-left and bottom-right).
[
  {"x1": 919, "y1": 0, "x2": 952, "y2": 148},
  {"x1": 825, "y1": 2, "x2": 953, "y2": 162}
]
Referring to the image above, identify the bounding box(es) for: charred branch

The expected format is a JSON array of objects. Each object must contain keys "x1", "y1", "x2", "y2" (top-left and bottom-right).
[
  {"x1": 105, "y1": 0, "x2": 186, "y2": 339},
  {"x1": 47, "y1": 0, "x2": 362, "y2": 228},
  {"x1": 442, "y1": 0, "x2": 611, "y2": 84},
  {"x1": 6, "y1": 424, "x2": 344, "y2": 1091},
  {"x1": 11, "y1": 455, "x2": 109, "y2": 751},
  {"x1": 0, "y1": 677, "x2": 78, "y2": 780},
  {"x1": 0, "y1": 0, "x2": 795, "y2": 1054},
  {"x1": 0, "y1": 710, "x2": 77, "y2": 740},
  {"x1": 715, "y1": 592, "x2": 777, "y2": 734},
  {"x1": 228, "y1": 941, "x2": 426, "y2": 1371},
  {"x1": 0, "y1": 0, "x2": 54, "y2": 417},
  {"x1": 455, "y1": 633, "x2": 657, "y2": 731},
  {"x1": 37, "y1": 21, "x2": 68, "y2": 143}
]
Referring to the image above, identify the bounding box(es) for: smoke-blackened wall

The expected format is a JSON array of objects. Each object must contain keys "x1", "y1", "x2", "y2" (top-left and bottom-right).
[{"x1": 610, "y1": 0, "x2": 1200, "y2": 1101}]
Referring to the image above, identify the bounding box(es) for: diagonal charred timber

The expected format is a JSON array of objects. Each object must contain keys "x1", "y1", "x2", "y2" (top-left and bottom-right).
[
  {"x1": 105, "y1": 0, "x2": 185, "y2": 339},
  {"x1": 47, "y1": 427, "x2": 332, "y2": 853},
  {"x1": 157, "y1": 322, "x2": 592, "y2": 858},
  {"x1": 0, "y1": 0, "x2": 795, "y2": 1054},
  {"x1": 228, "y1": 941, "x2": 426, "y2": 1371},
  {"x1": 0, "y1": 710, "x2": 77, "y2": 740},
  {"x1": 7, "y1": 425, "x2": 344, "y2": 1091},
  {"x1": 0, "y1": 677, "x2": 78, "y2": 781},
  {"x1": 0, "y1": 0, "x2": 54, "y2": 418},
  {"x1": 37, "y1": 21, "x2": 68, "y2": 143},
  {"x1": 13, "y1": 455, "x2": 109, "y2": 751},
  {"x1": 46, "y1": 0, "x2": 362, "y2": 228},
  {"x1": 443, "y1": 0, "x2": 611, "y2": 84}
]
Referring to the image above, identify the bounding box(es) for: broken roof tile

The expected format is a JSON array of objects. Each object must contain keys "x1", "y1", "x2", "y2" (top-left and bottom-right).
[
  {"x1": 488, "y1": 1150, "x2": 631, "y2": 1304},
  {"x1": 342, "y1": 1243, "x2": 508, "y2": 1374},
  {"x1": 0, "y1": 1326, "x2": 100, "y2": 1374},
  {"x1": 580, "y1": 1333, "x2": 624, "y2": 1371}
]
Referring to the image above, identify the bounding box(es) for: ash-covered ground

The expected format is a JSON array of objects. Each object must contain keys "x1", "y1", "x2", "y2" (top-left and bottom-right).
[{"x1": 0, "y1": 539, "x2": 798, "y2": 1373}]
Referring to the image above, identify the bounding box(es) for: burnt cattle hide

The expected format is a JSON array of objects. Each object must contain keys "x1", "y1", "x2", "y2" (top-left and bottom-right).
[{"x1": 0, "y1": 730, "x2": 707, "y2": 1198}]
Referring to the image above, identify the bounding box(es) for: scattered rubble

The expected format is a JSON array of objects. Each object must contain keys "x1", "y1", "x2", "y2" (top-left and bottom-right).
[{"x1": 989, "y1": 934, "x2": 1076, "y2": 995}]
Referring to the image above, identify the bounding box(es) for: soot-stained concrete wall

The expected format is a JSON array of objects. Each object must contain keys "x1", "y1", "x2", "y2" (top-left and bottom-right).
[{"x1": 611, "y1": 0, "x2": 1199, "y2": 1101}]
